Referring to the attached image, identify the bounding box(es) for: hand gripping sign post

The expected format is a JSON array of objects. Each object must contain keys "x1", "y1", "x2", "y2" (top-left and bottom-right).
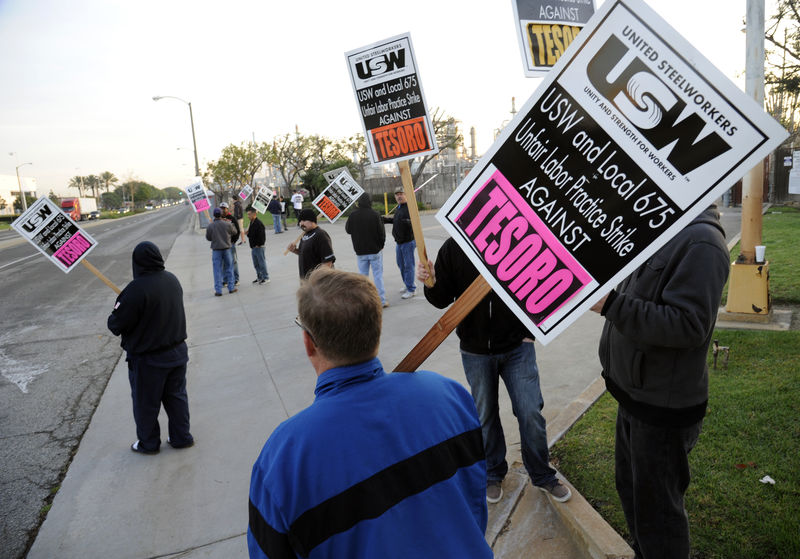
[
  {"x1": 395, "y1": 0, "x2": 787, "y2": 370},
  {"x1": 12, "y1": 196, "x2": 121, "y2": 294},
  {"x1": 312, "y1": 169, "x2": 365, "y2": 223},
  {"x1": 346, "y1": 32, "x2": 438, "y2": 287},
  {"x1": 511, "y1": 0, "x2": 596, "y2": 77}
]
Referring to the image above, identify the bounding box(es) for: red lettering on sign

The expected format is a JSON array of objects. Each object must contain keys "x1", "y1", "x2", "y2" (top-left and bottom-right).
[{"x1": 369, "y1": 116, "x2": 432, "y2": 162}]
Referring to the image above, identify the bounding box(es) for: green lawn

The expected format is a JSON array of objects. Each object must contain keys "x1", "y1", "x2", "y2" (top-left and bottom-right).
[{"x1": 551, "y1": 206, "x2": 800, "y2": 559}]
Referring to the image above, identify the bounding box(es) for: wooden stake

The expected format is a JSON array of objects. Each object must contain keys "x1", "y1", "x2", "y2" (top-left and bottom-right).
[
  {"x1": 393, "y1": 275, "x2": 491, "y2": 372},
  {"x1": 398, "y1": 160, "x2": 435, "y2": 287},
  {"x1": 81, "y1": 259, "x2": 121, "y2": 294}
]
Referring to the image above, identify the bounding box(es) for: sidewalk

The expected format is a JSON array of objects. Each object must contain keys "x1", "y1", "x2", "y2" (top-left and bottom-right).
[{"x1": 29, "y1": 211, "x2": 625, "y2": 558}]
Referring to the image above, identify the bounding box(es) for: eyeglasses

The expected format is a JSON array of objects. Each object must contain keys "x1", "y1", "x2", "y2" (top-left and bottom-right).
[{"x1": 294, "y1": 315, "x2": 315, "y2": 344}]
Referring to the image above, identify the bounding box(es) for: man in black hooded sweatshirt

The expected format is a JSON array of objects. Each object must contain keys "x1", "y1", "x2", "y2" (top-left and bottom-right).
[{"x1": 108, "y1": 241, "x2": 194, "y2": 454}]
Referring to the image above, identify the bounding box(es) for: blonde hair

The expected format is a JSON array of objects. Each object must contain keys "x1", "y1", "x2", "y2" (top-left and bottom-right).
[{"x1": 297, "y1": 267, "x2": 382, "y2": 365}]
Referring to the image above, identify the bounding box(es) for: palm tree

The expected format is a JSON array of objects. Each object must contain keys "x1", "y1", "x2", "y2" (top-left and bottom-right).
[
  {"x1": 100, "y1": 171, "x2": 118, "y2": 193},
  {"x1": 84, "y1": 175, "x2": 100, "y2": 199},
  {"x1": 68, "y1": 176, "x2": 86, "y2": 197}
]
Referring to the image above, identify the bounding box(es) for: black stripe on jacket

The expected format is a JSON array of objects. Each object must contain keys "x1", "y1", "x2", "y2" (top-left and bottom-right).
[{"x1": 248, "y1": 427, "x2": 484, "y2": 558}]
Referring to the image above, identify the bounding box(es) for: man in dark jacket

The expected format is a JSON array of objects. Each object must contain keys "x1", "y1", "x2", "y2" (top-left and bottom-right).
[
  {"x1": 246, "y1": 206, "x2": 269, "y2": 284},
  {"x1": 590, "y1": 206, "x2": 729, "y2": 558},
  {"x1": 382, "y1": 189, "x2": 416, "y2": 299},
  {"x1": 267, "y1": 197, "x2": 283, "y2": 234},
  {"x1": 417, "y1": 238, "x2": 571, "y2": 504},
  {"x1": 287, "y1": 209, "x2": 335, "y2": 279},
  {"x1": 345, "y1": 193, "x2": 387, "y2": 306},
  {"x1": 107, "y1": 241, "x2": 193, "y2": 454}
]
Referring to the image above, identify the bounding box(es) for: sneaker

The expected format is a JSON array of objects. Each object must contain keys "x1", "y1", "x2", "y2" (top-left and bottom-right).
[
  {"x1": 222, "y1": 282, "x2": 227, "y2": 287},
  {"x1": 538, "y1": 480, "x2": 572, "y2": 503},
  {"x1": 229, "y1": 288, "x2": 238, "y2": 294},
  {"x1": 252, "y1": 279, "x2": 260, "y2": 284},
  {"x1": 401, "y1": 290, "x2": 415, "y2": 299},
  {"x1": 487, "y1": 481, "x2": 503, "y2": 504},
  {"x1": 399, "y1": 287, "x2": 408, "y2": 294},
  {"x1": 235, "y1": 280, "x2": 240, "y2": 286},
  {"x1": 382, "y1": 302, "x2": 389, "y2": 308},
  {"x1": 167, "y1": 437, "x2": 194, "y2": 449},
  {"x1": 214, "y1": 292, "x2": 222, "y2": 297},
  {"x1": 260, "y1": 279, "x2": 270, "y2": 284},
  {"x1": 131, "y1": 440, "x2": 159, "y2": 455}
]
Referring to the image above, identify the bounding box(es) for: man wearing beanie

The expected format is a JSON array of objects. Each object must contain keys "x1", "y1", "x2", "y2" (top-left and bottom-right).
[{"x1": 287, "y1": 209, "x2": 335, "y2": 279}]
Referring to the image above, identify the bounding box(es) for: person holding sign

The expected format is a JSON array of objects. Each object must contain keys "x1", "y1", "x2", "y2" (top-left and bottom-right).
[
  {"x1": 107, "y1": 242, "x2": 193, "y2": 454},
  {"x1": 247, "y1": 267, "x2": 492, "y2": 559},
  {"x1": 345, "y1": 193, "x2": 387, "y2": 307},
  {"x1": 417, "y1": 238, "x2": 571, "y2": 504},
  {"x1": 267, "y1": 197, "x2": 283, "y2": 234},
  {"x1": 206, "y1": 208, "x2": 238, "y2": 296},
  {"x1": 245, "y1": 206, "x2": 270, "y2": 284},
  {"x1": 590, "y1": 206, "x2": 729, "y2": 558},
  {"x1": 286, "y1": 209, "x2": 335, "y2": 280},
  {"x1": 382, "y1": 190, "x2": 416, "y2": 299}
]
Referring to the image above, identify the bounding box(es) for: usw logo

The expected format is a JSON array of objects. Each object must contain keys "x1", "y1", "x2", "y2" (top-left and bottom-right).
[
  {"x1": 355, "y1": 49, "x2": 406, "y2": 80},
  {"x1": 586, "y1": 34, "x2": 731, "y2": 175}
]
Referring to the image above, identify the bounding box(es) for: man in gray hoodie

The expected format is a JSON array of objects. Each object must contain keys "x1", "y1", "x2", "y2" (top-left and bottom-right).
[
  {"x1": 206, "y1": 207, "x2": 238, "y2": 296},
  {"x1": 591, "y1": 206, "x2": 729, "y2": 559}
]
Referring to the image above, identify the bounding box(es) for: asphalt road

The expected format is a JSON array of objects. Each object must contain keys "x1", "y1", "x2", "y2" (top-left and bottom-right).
[{"x1": 0, "y1": 206, "x2": 194, "y2": 559}]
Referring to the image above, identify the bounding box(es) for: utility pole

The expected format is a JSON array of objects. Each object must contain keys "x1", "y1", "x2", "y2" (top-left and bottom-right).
[{"x1": 726, "y1": 0, "x2": 770, "y2": 317}]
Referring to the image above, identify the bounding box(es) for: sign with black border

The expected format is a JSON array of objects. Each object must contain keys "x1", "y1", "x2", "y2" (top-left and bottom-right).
[{"x1": 439, "y1": 0, "x2": 787, "y2": 344}]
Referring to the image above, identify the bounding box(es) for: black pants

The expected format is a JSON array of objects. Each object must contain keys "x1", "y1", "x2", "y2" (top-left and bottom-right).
[
  {"x1": 128, "y1": 344, "x2": 192, "y2": 451},
  {"x1": 615, "y1": 405, "x2": 702, "y2": 559}
]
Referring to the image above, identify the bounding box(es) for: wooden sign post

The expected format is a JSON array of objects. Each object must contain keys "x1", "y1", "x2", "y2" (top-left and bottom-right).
[
  {"x1": 398, "y1": 160, "x2": 435, "y2": 288},
  {"x1": 82, "y1": 260, "x2": 122, "y2": 294}
]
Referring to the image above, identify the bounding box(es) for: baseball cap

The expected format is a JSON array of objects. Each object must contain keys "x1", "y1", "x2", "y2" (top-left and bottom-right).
[
  {"x1": 298, "y1": 209, "x2": 317, "y2": 223},
  {"x1": 213, "y1": 208, "x2": 222, "y2": 217},
  {"x1": 219, "y1": 202, "x2": 229, "y2": 208}
]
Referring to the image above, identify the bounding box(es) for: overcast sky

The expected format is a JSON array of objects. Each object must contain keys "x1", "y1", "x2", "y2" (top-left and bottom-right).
[{"x1": 0, "y1": 0, "x2": 765, "y2": 195}]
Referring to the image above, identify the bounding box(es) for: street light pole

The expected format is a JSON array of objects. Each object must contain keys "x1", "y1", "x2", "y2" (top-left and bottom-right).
[
  {"x1": 152, "y1": 95, "x2": 201, "y2": 177},
  {"x1": 16, "y1": 162, "x2": 33, "y2": 213}
]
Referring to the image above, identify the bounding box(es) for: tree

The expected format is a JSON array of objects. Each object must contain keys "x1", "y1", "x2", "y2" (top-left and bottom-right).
[
  {"x1": 0, "y1": 195, "x2": 6, "y2": 210},
  {"x1": 300, "y1": 135, "x2": 357, "y2": 198},
  {"x1": 84, "y1": 175, "x2": 101, "y2": 199},
  {"x1": 766, "y1": 0, "x2": 800, "y2": 144},
  {"x1": 411, "y1": 107, "x2": 464, "y2": 185},
  {"x1": 101, "y1": 191, "x2": 122, "y2": 210},
  {"x1": 100, "y1": 171, "x2": 118, "y2": 194},
  {"x1": 48, "y1": 190, "x2": 59, "y2": 203},
  {"x1": 204, "y1": 141, "x2": 272, "y2": 203},
  {"x1": 162, "y1": 187, "x2": 184, "y2": 201},
  {"x1": 68, "y1": 176, "x2": 86, "y2": 197},
  {"x1": 14, "y1": 194, "x2": 37, "y2": 212},
  {"x1": 270, "y1": 133, "x2": 311, "y2": 198},
  {"x1": 120, "y1": 180, "x2": 159, "y2": 208}
]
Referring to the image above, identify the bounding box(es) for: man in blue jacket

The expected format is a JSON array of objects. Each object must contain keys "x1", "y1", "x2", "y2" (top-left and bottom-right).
[
  {"x1": 248, "y1": 267, "x2": 492, "y2": 559},
  {"x1": 591, "y1": 206, "x2": 729, "y2": 559},
  {"x1": 107, "y1": 241, "x2": 193, "y2": 454}
]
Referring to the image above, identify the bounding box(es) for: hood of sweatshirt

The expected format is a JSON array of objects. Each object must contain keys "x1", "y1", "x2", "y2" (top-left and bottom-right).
[{"x1": 132, "y1": 241, "x2": 165, "y2": 278}]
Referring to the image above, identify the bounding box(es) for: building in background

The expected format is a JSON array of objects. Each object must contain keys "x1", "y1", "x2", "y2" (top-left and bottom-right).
[{"x1": 0, "y1": 174, "x2": 39, "y2": 216}]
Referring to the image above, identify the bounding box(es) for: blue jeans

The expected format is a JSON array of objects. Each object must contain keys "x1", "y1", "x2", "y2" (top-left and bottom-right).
[
  {"x1": 223, "y1": 245, "x2": 239, "y2": 283},
  {"x1": 357, "y1": 253, "x2": 386, "y2": 304},
  {"x1": 460, "y1": 342, "x2": 556, "y2": 487},
  {"x1": 271, "y1": 213, "x2": 282, "y2": 233},
  {"x1": 212, "y1": 249, "x2": 235, "y2": 293},
  {"x1": 251, "y1": 246, "x2": 269, "y2": 281},
  {"x1": 615, "y1": 405, "x2": 702, "y2": 559},
  {"x1": 395, "y1": 240, "x2": 416, "y2": 292}
]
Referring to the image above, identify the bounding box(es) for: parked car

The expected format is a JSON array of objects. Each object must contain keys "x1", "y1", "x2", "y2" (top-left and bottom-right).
[
  {"x1": 88, "y1": 210, "x2": 100, "y2": 220},
  {"x1": 117, "y1": 207, "x2": 130, "y2": 214}
]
